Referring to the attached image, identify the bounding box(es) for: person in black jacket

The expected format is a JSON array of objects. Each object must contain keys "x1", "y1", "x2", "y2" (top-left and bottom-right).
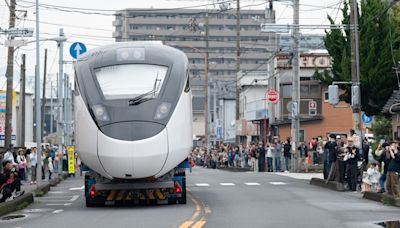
[
  {"x1": 283, "y1": 139, "x2": 292, "y2": 171},
  {"x1": 362, "y1": 138, "x2": 370, "y2": 170},
  {"x1": 324, "y1": 134, "x2": 337, "y2": 180},
  {"x1": 377, "y1": 142, "x2": 392, "y2": 193},
  {"x1": 258, "y1": 144, "x2": 265, "y2": 172},
  {"x1": 344, "y1": 145, "x2": 360, "y2": 191},
  {"x1": 0, "y1": 160, "x2": 24, "y2": 203},
  {"x1": 386, "y1": 144, "x2": 400, "y2": 197}
]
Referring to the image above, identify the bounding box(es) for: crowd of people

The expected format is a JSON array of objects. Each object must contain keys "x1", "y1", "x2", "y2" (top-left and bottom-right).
[
  {"x1": 0, "y1": 144, "x2": 76, "y2": 203},
  {"x1": 190, "y1": 138, "x2": 322, "y2": 173},
  {"x1": 191, "y1": 128, "x2": 400, "y2": 197}
]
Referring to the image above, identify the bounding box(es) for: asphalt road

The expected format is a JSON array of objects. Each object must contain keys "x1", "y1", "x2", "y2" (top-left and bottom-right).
[{"x1": 1, "y1": 167, "x2": 400, "y2": 228}]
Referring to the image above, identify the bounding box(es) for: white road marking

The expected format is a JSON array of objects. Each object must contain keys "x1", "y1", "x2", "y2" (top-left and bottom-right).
[
  {"x1": 46, "y1": 203, "x2": 72, "y2": 206},
  {"x1": 69, "y1": 195, "x2": 79, "y2": 201},
  {"x1": 52, "y1": 209, "x2": 64, "y2": 214},
  {"x1": 244, "y1": 182, "x2": 261, "y2": 186},
  {"x1": 269, "y1": 182, "x2": 287, "y2": 185},
  {"x1": 195, "y1": 183, "x2": 210, "y2": 187},
  {"x1": 220, "y1": 183, "x2": 235, "y2": 186},
  {"x1": 69, "y1": 186, "x2": 84, "y2": 191},
  {"x1": 40, "y1": 195, "x2": 79, "y2": 203},
  {"x1": 48, "y1": 191, "x2": 67, "y2": 194}
]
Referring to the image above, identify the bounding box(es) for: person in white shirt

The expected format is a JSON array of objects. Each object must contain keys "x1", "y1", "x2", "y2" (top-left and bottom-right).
[
  {"x1": 367, "y1": 163, "x2": 380, "y2": 192},
  {"x1": 2, "y1": 149, "x2": 16, "y2": 165},
  {"x1": 29, "y1": 148, "x2": 38, "y2": 184}
]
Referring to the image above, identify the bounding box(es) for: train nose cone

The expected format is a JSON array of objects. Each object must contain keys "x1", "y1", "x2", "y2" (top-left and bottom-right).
[{"x1": 97, "y1": 128, "x2": 169, "y2": 179}]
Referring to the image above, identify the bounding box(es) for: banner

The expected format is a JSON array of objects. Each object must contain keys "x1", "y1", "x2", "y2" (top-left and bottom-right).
[
  {"x1": 0, "y1": 90, "x2": 17, "y2": 146},
  {"x1": 67, "y1": 146, "x2": 75, "y2": 174}
]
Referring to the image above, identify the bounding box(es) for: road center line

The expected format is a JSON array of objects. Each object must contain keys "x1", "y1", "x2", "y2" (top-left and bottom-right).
[
  {"x1": 52, "y1": 209, "x2": 64, "y2": 214},
  {"x1": 178, "y1": 221, "x2": 193, "y2": 228},
  {"x1": 220, "y1": 183, "x2": 235, "y2": 186},
  {"x1": 195, "y1": 183, "x2": 210, "y2": 187},
  {"x1": 192, "y1": 220, "x2": 207, "y2": 228}
]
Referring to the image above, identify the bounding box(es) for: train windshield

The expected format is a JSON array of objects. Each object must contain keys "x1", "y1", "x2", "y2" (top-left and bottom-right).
[{"x1": 94, "y1": 64, "x2": 168, "y2": 100}]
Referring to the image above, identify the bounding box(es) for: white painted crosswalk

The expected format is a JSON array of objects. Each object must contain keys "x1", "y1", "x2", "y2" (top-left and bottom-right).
[
  {"x1": 244, "y1": 182, "x2": 261, "y2": 186},
  {"x1": 269, "y1": 182, "x2": 287, "y2": 185},
  {"x1": 195, "y1": 183, "x2": 210, "y2": 187}
]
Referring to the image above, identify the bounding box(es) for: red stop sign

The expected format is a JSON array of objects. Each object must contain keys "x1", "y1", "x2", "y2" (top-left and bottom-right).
[{"x1": 267, "y1": 90, "x2": 279, "y2": 104}]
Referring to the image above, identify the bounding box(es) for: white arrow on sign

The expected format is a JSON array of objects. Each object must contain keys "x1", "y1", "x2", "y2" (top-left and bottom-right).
[{"x1": 74, "y1": 43, "x2": 82, "y2": 58}]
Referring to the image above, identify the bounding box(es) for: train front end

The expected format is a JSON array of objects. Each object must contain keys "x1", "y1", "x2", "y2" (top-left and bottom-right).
[{"x1": 74, "y1": 42, "x2": 192, "y2": 181}]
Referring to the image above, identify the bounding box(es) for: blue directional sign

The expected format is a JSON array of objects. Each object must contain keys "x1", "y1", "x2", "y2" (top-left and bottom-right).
[
  {"x1": 361, "y1": 112, "x2": 374, "y2": 124},
  {"x1": 69, "y1": 42, "x2": 87, "y2": 59}
]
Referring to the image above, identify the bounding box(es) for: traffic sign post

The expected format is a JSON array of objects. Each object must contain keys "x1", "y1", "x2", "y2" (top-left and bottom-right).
[
  {"x1": 361, "y1": 112, "x2": 373, "y2": 124},
  {"x1": 267, "y1": 90, "x2": 279, "y2": 104},
  {"x1": 69, "y1": 42, "x2": 87, "y2": 59}
]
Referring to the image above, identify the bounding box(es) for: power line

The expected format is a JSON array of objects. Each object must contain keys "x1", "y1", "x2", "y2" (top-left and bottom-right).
[{"x1": 17, "y1": 0, "x2": 237, "y2": 12}]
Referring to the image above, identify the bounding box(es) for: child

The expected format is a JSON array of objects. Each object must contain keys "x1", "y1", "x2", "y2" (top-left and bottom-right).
[{"x1": 366, "y1": 163, "x2": 380, "y2": 192}]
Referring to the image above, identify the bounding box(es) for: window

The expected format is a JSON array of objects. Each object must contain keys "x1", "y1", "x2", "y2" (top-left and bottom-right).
[
  {"x1": 184, "y1": 72, "x2": 190, "y2": 93},
  {"x1": 324, "y1": 91, "x2": 329, "y2": 102},
  {"x1": 95, "y1": 64, "x2": 168, "y2": 100},
  {"x1": 299, "y1": 129, "x2": 305, "y2": 142}
]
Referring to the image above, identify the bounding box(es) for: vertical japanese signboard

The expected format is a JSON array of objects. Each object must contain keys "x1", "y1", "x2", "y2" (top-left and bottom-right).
[
  {"x1": 0, "y1": 90, "x2": 17, "y2": 146},
  {"x1": 68, "y1": 146, "x2": 75, "y2": 174}
]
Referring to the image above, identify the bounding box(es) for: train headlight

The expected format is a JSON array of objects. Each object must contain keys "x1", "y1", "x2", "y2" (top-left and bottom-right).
[
  {"x1": 92, "y1": 104, "x2": 110, "y2": 122},
  {"x1": 154, "y1": 102, "x2": 171, "y2": 120}
]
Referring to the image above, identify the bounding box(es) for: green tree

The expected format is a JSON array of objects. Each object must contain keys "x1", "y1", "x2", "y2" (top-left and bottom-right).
[
  {"x1": 316, "y1": 0, "x2": 399, "y2": 116},
  {"x1": 371, "y1": 116, "x2": 392, "y2": 142}
]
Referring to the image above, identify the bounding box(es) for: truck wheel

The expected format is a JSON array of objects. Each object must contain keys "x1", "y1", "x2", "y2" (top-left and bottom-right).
[{"x1": 86, "y1": 198, "x2": 95, "y2": 207}]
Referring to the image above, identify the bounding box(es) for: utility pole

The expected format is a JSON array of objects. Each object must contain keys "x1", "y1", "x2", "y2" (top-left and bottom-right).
[
  {"x1": 57, "y1": 28, "x2": 65, "y2": 153},
  {"x1": 19, "y1": 54, "x2": 26, "y2": 147},
  {"x1": 204, "y1": 13, "x2": 210, "y2": 149},
  {"x1": 4, "y1": 0, "x2": 16, "y2": 151},
  {"x1": 350, "y1": 0, "x2": 362, "y2": 136},
  {"x1": 50, "y1": 81, "x2": 53, "y2": 136},
  {"x1": 213, "y1": 80, "x2": 217, "y2": 146},
  {"x1": 41, "y1": 49, "x2": 48, "y2": 141},
  {"x1": 64, "y1": 74, "x2": 68, "y2": 145},
  {"x1": 235, "y1": 0, "x2": 241, "y2": 145},
  {"x1": 291, "y1": 0, "x2": 300, "y2": 172},
  {"x1": 35, "y1": 0, "x2": 42, "y2": 184},
  {"x1": 266, "y1": 0, "x2": 276, "y2": 142}
]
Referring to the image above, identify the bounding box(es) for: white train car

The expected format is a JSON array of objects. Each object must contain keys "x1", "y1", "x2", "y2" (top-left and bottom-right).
[{"x1": 74, "y1": 42, "x2": 192, "y2": 206}]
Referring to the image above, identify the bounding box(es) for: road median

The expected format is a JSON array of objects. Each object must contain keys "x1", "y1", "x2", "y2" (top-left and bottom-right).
[
  {"x1": 363, "y1": 191, "x2": 400, "y2": 207},
  {"x1": 309, "y1": 178, "x2": 345, "y2": 191}
]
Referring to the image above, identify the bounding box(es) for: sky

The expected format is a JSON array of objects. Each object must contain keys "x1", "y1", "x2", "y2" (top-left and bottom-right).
[{"x1": 0, "y1": 0, "x2": 344, "y2": 93}]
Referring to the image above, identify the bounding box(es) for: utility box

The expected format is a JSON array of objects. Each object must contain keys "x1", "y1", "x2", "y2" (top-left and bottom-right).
[
  {"x1": 351, "y1": 85, "x2": 360, "y2": 107},
  {"x1": 328, "y1": 85, "x2": 339, "y2": 105}
]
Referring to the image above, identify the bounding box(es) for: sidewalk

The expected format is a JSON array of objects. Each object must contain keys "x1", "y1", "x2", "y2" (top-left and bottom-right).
[
  {"x1": 0, "y1": 172, "x2": 68, "y2": 216},
  {"x1": 273, "y1": 172, "x2": 323, "y2": 180}
]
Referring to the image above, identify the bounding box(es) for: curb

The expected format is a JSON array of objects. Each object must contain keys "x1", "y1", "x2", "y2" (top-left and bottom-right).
[
  {"x1": 363, "y1": 192, "x2": 400, "y2": 207},
  {"x1": 216, "y1": 167, "x2": 253, "y2": 172},
  {"x1": 309, "y1": 178, "x2": 345, "y2": 192},
  {"x1": 0, "y1": 173, "x2": 69, "y2": 216},
  {"x1": 0, "y1": 192, "x2": 34, "y2": 217}
]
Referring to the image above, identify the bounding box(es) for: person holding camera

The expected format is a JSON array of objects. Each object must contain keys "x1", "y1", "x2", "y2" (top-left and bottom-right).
[
  {"x1": 376, "y1": 142, "x2": 391, "y2": 193},
  {"x1": 343, "y1": 140, "x2": 360, "y2": 191},
  {"x1": 0, "y1": 160, "x2": 24, "y2": 203},
  {"x1": 386, "y1": 143, "x2": 400, "y2": 197}
]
